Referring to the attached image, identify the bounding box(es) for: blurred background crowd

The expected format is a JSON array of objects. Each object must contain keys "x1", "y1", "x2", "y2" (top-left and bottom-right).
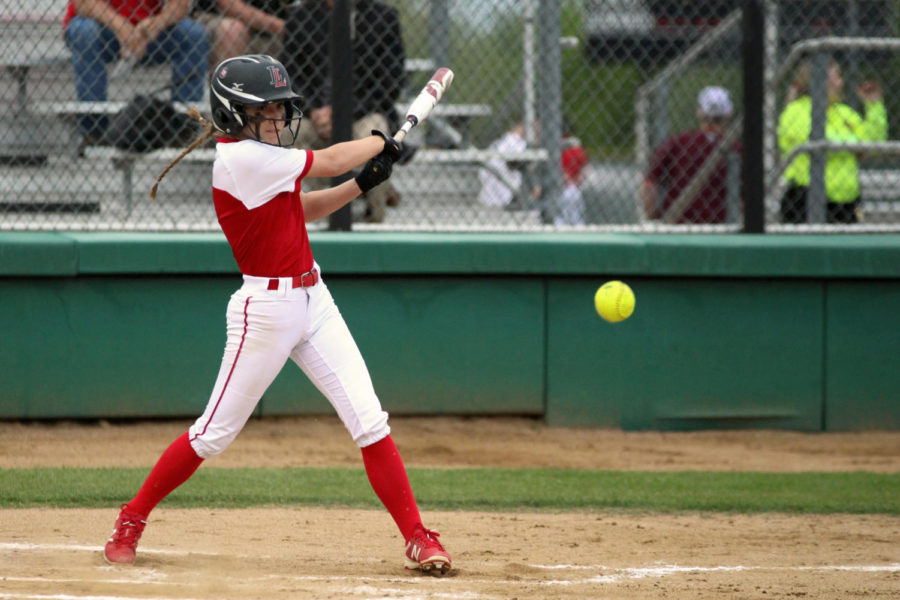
[{"x1": 1, "y1": 0, "x2": 898, "y2": 231}]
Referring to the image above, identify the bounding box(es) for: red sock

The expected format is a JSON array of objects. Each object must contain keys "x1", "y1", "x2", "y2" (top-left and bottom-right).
[
  {"x1": 127, "y1": 432, "x2": 204, "y2": 518},
  {"x1": 361, "y1": 435, "x2": 422, "y2": 541}
]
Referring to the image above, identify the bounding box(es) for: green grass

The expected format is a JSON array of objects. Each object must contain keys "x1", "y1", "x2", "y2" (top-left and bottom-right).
[{"x1": 1, "y1": 468, "x2": 897, "y2": 514}]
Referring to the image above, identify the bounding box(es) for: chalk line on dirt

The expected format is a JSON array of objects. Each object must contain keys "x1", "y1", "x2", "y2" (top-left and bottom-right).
[
  {"x1": 2, "y1": 543, "x2": 898, "y2": 596},
  {"x1": 0, "y1": 542, "x2": 249, "y2": 558},
  {"x1": 534, "y1": 563, "x2": 900, "y2": 585}
]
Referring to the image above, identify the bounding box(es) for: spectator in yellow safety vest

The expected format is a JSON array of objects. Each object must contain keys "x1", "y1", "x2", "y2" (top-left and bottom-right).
[{"x1": 778, "y1": 58, "x2": 887, "y2": 224}]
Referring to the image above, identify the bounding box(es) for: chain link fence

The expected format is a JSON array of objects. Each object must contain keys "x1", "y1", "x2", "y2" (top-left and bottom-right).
[{"x1": 1, "y1": 0, "x2": 898, "y2": 231}]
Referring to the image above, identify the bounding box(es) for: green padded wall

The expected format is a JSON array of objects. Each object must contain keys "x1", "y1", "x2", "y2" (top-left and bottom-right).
[
  {"x1": 824, "y1": 280, "x2": 900, "y2": 430},
  {"x1": 0, "y1": 276, "x2": 229, "y2": 418},
  {"x1": 545, "y1": 278, "x2": 824, "y2": 430},
  {"x1": 0, "y1": 275, "x2": 544, "y2": 419},
  {"x1": 263, "y1": 276, "x2": 544, "y2": 416},
  {"x1": 2, "y1": 232, "x2": 900, "y2": 429}
]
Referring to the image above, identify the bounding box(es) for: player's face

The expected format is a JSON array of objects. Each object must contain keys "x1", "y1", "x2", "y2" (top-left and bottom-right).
[{"x1": 244, "y1": 102, "x2": 286, "y2": 145}]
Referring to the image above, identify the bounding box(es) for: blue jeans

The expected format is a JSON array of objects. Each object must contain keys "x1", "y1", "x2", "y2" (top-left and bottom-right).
[{"x1": 65, "y1": 16, "x2": 209, "y2": 136}]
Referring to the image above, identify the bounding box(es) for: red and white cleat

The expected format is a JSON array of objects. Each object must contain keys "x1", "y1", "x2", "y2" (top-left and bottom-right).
[
  {"x1": 103, "y1": 503, "x2": 146, "y2": 564},
  {"x1": 404, "y1": 525, "x2": 452, "y2": 575}
]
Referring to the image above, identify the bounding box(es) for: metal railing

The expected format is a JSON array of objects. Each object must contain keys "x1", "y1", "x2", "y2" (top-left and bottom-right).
[{"x1": 767, "y1": 139, "x2": 900, "y2": 196}]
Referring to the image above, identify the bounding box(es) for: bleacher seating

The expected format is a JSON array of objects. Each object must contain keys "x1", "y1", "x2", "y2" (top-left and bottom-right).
[{"x1": 0, "y1": 5, "x2": 542, "y2": 224}]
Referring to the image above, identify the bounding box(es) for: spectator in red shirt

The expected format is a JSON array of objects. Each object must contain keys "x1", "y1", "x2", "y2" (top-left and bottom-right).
[
  {"x1": 640, "y1": 86, "x2": 740, "y2": 224},
  {"x1": 63, "y1": 0, "x2": 209, "y2": 145},
  {"x1": 555, "y1": 126, "x2": 589, "y2": 225}
]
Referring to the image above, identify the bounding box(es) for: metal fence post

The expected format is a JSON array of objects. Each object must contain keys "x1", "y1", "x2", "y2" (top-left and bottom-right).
[
  {"x1": 847, "y1": 0, "x2": 860, "y2": 102},
  {"x1": 653, "y1": 83, "x2": 671, "y2": 155},
  {"x1": 329, "y1": 0, "x2": 354, "y2": 231},
  {"x1": 524, "y1": 0, "x2": 537, "y2": 145},
  {"x1": 763, "y1": 0, "x2": 779, "y2": 195},
  {"x1": 727, "y1": 150, "x2": 741, "y2": 224},
  {"x1": 743, "y1": 0, "x2": 765, "y2": 233},
  {"x1": 808, "y1": 51, "x2": 828, "y2": 224},
  {"x1": 428, "y1": 0, "x2": 450, "y2": 74},
  {"x1": 425, "y1": 0, "x2": 450, "y2": 148},
  {"x1": 537, "y1": 0, "x2": 562, "y2": 225}
]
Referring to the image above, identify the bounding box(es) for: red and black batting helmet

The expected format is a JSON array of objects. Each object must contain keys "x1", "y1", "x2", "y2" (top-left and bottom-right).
[{"x1": 209, "y1": 55, "x2": 303, "y2": 145}]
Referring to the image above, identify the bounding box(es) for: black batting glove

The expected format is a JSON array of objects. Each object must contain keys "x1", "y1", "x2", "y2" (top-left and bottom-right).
[
  {"x1": 355, "y1": 154, "x2": 394, "y2": 193},
  {"x1": 371, "y1": 129, "x2": 402, "y2": 162}
]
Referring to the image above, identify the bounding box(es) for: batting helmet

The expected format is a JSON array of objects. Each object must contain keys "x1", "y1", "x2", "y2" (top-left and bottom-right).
[{"x1": 209, "y1": 54, "x2": 303, "y2": 146}]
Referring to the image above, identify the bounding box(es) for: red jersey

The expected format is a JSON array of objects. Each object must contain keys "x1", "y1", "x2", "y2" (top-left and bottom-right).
[
  {"x1": 646, "y1": 130, "x2": 740, "y2": 224},
  {"x1": 212, "y1": 138, "x2": 315, "y2": 278},
  {"x1": 64, "y1": 0, "x2": 162, "y2": 29}
]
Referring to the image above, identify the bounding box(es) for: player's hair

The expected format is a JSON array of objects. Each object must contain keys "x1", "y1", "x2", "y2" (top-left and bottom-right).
[{"x1": 150, "y1": 108, "x2": 220, "y2": 200}]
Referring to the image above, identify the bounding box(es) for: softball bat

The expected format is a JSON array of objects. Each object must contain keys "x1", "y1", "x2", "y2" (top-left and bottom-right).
[{"x1": 393, "y1": 67, "x2": 454, "y2": 143}]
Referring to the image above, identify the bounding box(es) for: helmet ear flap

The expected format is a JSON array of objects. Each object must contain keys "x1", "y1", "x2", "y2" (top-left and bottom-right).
[
  {"x1": 214, "y1": 106, "x2": 240, "y2": 133},
  {"x1": 213, "y1": 107, "x2": 230, "y2": 127}
]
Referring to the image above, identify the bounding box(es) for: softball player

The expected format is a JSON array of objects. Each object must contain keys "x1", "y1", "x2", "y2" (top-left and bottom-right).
[{"x1": 103, "y1": 55, "x2": 451, "y2": 575}]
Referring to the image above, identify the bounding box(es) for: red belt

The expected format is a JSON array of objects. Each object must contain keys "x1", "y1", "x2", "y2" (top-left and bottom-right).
[{"x1": 267, "y1": 269, "x2": 319, "y2": 290}]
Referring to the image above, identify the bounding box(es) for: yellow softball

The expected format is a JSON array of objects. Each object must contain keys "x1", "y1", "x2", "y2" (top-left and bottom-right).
[{"x1": 594, "y1": 280, "x2": 635, "y2": 323}]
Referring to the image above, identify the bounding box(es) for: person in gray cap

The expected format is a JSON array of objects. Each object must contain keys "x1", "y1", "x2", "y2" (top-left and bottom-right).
[{"x1": 640, "y1": 86, "x2": 741, "y2": 224}]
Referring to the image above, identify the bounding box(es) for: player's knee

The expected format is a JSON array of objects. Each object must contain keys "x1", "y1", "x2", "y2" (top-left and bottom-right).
[
  {"x1": 352, "y1": 411, "x2": 391, "y2": 448},
  {"x1": 66, "y1": 17, "x2": 104, "y2": 46},
  {"x1": 171, "y1": 18, "x2": 209, "y2": 48},
  {"x1": 188, "y1": 430, "x2": 238, "y2": 458}
]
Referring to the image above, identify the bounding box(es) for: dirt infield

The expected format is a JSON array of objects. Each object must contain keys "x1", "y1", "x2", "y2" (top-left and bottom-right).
[{"x1": 1, "y1": 416, "x2": 899, "y2": 599}]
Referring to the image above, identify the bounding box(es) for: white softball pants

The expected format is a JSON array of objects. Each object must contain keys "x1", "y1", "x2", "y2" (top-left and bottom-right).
[{"x1": 188, "y1": 267, "x2": 390, "y2": 458}]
